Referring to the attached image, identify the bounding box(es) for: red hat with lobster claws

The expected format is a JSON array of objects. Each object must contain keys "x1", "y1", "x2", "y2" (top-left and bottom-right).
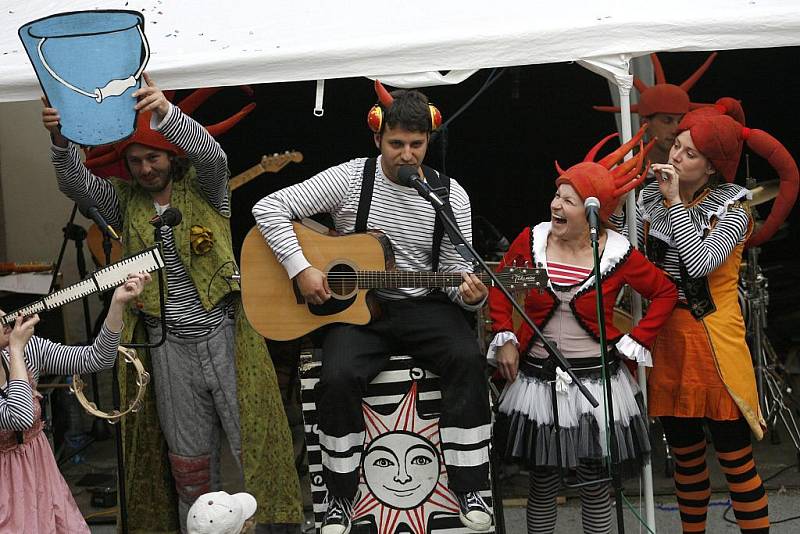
[
  {"x1": 594, "y1": 53, "x2": 717, "y2": 117},
  {"x1": 555, "y1": 125, "x2": 655, "y2": 223},
  {"x1": 677, "y1": 98, "x2": 799, "y2": 247},
  {"x1": 84, "y1": 86, "x2": 256, "y2": 178}
]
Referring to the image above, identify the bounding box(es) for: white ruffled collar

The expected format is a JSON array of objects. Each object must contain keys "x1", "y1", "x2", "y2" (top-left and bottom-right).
[
  {"x1": 531, "y1": 222, "x2": 632, "y2": 292},
  {"x1": 638, "y1": 181, "x2": 751, "y2": 246}
]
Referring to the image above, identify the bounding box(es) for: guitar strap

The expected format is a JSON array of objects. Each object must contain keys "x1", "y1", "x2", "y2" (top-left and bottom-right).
[{"x1": 356, "y1": 158, "x2": 460, "y2": 271}]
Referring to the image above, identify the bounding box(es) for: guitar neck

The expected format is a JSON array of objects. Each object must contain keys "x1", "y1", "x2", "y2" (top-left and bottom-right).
[
  {"x1": 228, "y1": 162, "x2": 265, "y2": 191},
  {"x1": 344, "y1": 271, "x2": 497, "y2": 289}
]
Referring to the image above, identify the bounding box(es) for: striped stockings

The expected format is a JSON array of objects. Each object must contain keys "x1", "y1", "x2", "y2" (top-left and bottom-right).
[
  {"x1": 661, "y1": 417, "x2": 769, "y2": 534},
  {"x1": 526, "y1": 464, "x2": 611, "y2": 534}
]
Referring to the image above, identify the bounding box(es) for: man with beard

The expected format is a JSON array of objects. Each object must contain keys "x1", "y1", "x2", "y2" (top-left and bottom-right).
[{"x1": 41, "y1": 74, "x2": 302, "y2": 534}]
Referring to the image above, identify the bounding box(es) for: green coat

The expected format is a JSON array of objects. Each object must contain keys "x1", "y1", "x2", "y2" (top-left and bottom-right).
[{"x1": 115, "y1": 172, "x2": 302, "y2": 532}]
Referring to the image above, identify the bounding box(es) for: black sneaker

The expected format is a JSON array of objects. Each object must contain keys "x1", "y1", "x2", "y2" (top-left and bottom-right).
[
  {"x1": 321, "y1": 491, "x2": 358, "y2": 534},
  {"x1": 455, "y1": 491, "x2": 493, "y2": 531}
]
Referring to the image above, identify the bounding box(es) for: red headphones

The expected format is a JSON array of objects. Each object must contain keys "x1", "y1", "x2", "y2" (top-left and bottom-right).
[{"x1": 366, "y1": 80, "x2": 442, "y2": 133}]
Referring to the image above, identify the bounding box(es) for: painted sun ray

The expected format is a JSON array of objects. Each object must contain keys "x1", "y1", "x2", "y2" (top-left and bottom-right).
[
  {"x1": 363, "y1": 403, "x2": 391, "y2": 436},
  {"x1": 394, "y1": 382, "x2": 417, "y2": 432}
]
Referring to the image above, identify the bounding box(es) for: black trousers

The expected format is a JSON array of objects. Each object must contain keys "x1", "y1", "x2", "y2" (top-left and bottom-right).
[{"x1": 316, "y1": 292, "x2": 491, "y2": 497}]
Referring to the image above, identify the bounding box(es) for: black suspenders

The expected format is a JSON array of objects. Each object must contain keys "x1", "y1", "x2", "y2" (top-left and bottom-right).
[{"x1": 355, "y1": 158, "x2": 458, "y2": 271}]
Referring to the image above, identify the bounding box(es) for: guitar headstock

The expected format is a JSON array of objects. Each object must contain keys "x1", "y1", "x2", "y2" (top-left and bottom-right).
[
  {"x1": 260, "y1": 151, "x2": 304, "y2": 173},
  {"x1": 496, "y1": 266, "x2": 548, "y2": 291}
]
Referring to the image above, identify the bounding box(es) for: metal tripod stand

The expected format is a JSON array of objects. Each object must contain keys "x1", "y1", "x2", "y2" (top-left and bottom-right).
[{"x1": 741, "y1": 244, "x2": 800, "y2": 461}]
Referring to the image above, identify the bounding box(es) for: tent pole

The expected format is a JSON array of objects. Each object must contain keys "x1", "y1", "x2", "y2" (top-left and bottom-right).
[{"x1": 618, "y1": 80, "x2": 657, "y2": 533}]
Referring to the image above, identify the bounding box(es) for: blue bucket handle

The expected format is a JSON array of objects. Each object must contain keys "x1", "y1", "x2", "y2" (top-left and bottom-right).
[{"x1": 37, "y1": 24, "x2": 150, "y2": 103}]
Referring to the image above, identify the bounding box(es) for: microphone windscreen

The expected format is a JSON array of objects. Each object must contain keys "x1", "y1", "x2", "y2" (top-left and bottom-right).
[
  {"x1": 584, "y1": 196, "x2": 601, "y2": 210},
  {"x1": 396, "y1": 165, "x2": 419, "y2": 187},
  {"x1": 161, "y1": 207, "x2": 183, "y2": 227}
]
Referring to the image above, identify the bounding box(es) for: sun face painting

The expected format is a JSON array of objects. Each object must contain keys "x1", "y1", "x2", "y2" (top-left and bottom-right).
[
  {"x1": 301, "y1": 357, "x2": 495, "y2": 534},
  {"x1": 353, "y1": 381, "x2": 460, "y2": 534}
]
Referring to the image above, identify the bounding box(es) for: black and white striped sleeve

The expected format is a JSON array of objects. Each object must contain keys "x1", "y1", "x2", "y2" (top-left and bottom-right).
[
  {"x1": 667, "y1": 203, "x2": 749, "y2": 278},
  {"x1": 51, "y1": 143, "x2": 123, "y2": 229},
  {"x1": 0, "y1": 380, "x2": 35, "y2": 430},
  {"x1": 252, "y1": 161, "x2": 356, "y2": 279},
  {"x1": 437, "y1": 180, "x2": 483, "y2": 310},
  {"x1": 157, "y1": 103, "x2": 230, "y2": 214},
  {"x1": 608, "y1": 205, "x2": 646, "y2": 245},
  {"x1": 27, "y1": 325, "x2": 122, "y2": 377}
]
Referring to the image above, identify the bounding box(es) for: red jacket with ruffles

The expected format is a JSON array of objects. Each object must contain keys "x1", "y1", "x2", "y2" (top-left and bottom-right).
[{"x1": 489, "y1": 223, "x2": 677, "y2": 354}]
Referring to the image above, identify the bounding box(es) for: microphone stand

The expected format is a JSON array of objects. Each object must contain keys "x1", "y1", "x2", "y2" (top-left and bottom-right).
[
  {"x1": 49, "y1": 204, "x2": 110, "y2": 441},
  {"x1": 111, "y1": 228, "x2": 169, "y2": 534},
  {"x1": 588, "y1": 224, "x2": 626, "y2": 534}
]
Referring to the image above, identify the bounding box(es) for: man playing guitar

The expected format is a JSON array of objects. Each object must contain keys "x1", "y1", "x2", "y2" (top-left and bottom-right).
[{"x1": 252, "y1": 81, "x2": 493, "y2": 534}]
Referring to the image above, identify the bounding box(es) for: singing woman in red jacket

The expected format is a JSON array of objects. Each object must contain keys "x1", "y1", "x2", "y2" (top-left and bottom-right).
[{"x1": 488, "y1": 127, "x2": 677, "y2": 534}]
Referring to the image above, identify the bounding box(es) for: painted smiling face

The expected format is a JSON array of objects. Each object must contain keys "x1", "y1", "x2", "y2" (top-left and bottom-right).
[{"x1": 362, "y1": 431, "x2": 441, "y2": 510}]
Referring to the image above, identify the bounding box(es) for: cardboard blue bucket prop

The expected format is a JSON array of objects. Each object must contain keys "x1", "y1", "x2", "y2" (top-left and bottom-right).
[{"x1": 19, "y1": 10, "x2": 150, "y2": 146}]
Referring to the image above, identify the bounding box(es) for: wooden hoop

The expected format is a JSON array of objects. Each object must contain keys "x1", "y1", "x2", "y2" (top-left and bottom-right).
[{"x1": 71, "y1": 346, "x2": 150, "y2": 424}]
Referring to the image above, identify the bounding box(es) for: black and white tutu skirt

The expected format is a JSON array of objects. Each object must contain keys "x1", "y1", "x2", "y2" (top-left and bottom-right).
[{"x1": 496, "y1": 355, "x2": 650, "y2": 469}]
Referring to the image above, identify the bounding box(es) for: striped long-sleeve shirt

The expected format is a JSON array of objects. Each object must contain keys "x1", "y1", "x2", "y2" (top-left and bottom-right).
[
  {"x1": 0, "y1": 325, "x2": 120, "y2": 430},
  {"x1": 252, "y1": 156, "x2": 481, "y2": 309},
  {"x1": 52, "y1": 104, "x2": 233, "y2": 337},
  {"x1": 610, "y1": 181, "x2": 750, "y2": 299}
]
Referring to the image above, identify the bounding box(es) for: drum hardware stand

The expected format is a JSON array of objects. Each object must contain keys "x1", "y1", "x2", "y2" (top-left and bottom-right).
[
  {"x1": 743, "y1": 245, "x2": 800, "y2": 462},
  {"x1": 49, "y1": 203, "x2": 110, "y2": 441}
]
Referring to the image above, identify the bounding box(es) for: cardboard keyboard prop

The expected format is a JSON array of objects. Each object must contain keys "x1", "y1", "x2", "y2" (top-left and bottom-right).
[
  {"x1": 0, "y1": 246, "x2": 164, "y2": 326},
  {"x1": 301, "y1": 354, "x2": 496, "y2": 534}
]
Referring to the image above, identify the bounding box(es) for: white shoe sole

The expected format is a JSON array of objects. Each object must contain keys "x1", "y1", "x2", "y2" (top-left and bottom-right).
[
  {"x1": 459, "y1": 511, "x2": 493, "y2": 531},
  {"x1": 320, "y1": 524, "x2": 351, "y2": 534}
]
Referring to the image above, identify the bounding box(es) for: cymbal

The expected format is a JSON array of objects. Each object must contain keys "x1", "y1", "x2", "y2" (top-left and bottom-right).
[{"x1": 749, "y1": 180, "x2": 780, "y2": 206}]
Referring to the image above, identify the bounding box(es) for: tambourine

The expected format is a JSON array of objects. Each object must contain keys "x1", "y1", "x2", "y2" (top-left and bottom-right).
[{"x1": 71, "y1": 346, "x2": 150, "y2": 424}]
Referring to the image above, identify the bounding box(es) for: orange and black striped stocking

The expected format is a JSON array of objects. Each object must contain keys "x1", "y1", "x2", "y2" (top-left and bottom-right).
[
  {"x1": 709, "y1": 419, "x2": 769, "y2": 534},
  {"x1": 672, "y1": 439, "x2": 712, "y2": 532},
  {"x1": 661, "y1": 417, "x2": 711, "y2": 533}
]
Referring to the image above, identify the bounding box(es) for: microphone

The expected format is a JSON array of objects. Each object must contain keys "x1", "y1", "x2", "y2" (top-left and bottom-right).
[
  {"x1": 78, "y1": 201, "x2": 120, "y2": 241},
  {"x1": 149, "y1": 207, "x2": 182, "y2": 228},
  {"x1": 396, "y1": 165, "x2": 444, "y2": 207},
  {"x1": 584, "y1": 196, "x2": 601, "y2": 243}
]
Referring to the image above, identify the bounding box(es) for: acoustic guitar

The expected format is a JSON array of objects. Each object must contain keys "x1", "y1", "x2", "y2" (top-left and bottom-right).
[
  {"x1": 240, "y1": 221, "x2": 548, "y2": 341},
  {"x1": 85, "y1": 151, "x2": 304, "y2": 266}
]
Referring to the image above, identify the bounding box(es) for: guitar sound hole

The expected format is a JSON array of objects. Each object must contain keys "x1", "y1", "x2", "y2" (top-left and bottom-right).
[{"x1": 327, "y1": 263, "x2": 357, "y2": 298}]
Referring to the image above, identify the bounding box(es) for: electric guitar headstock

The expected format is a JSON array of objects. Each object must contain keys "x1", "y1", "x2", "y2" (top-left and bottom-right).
[{"x1": 259, "y1": 151, "x2": 304, "y2": 173}]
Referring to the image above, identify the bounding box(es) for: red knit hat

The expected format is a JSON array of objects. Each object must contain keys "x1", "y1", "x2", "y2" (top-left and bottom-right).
[
  {"x1": 555, "y1": 125, "x2": 654, "y2": 222},
  {"x1": 84, "y1": 86, "x2": 256, "y2": 178},
  {"x1": 677, "y1": 100, "x2": 799, "y2": 246},
  {"x1": 594, "y1": 53, "x2": 717, "y2": 116}
]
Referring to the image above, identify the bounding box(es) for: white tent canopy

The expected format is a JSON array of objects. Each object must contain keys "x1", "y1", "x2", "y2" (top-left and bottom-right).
[{"x1": 2, "y1": 0, "x2": 800, "y2": 102}]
